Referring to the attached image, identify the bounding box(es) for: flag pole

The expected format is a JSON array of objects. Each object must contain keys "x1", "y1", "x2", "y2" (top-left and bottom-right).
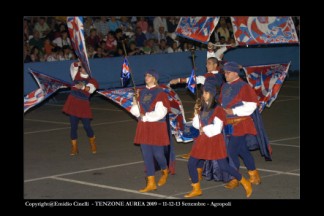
[
  {"x1": 190, "y1": 48, "x2": 202, "y2": 133},
  {"x1": 190, "y1": 48, "x2": 199, "y2": 100},
  {"x1": 121, "y1": 40, "x2": 141, "y2": 114}
]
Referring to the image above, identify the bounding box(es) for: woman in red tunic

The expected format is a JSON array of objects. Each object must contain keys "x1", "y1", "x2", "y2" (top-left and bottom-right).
[
  {"x1": 184, "y1": 81, "x2": 252, "y2": 198},
  {"x1": 62, "y1": 61, "x2": 99, "y2": 156},
  {"x1": 130, "y1": 70, "x2": 171, "y2": 193}
]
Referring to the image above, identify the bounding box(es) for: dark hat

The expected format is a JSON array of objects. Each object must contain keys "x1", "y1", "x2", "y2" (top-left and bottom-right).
[
  {"x1": 223, "y1": 61, "x2": 240, "y2": 73},
  {"x1": 145, "y1": 69, "x2": 159, "y2": 81},
  {"x1": 203, "y1": 78, "x2": 217, "y2": 96}
]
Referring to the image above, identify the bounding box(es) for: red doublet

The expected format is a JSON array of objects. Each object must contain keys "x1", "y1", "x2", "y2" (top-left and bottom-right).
[
  {"x1": 230, "y1": 116, "x2": 257, "y2": 136},
  {"x1": 220, "y1": 79, "x2": 258, "y2": 136},
  {"x1": 134, "y1": 87, "x2": 170, "y2": 146},
  {"x1": 62, "y1": 72, "x2": 99, "y2": 119},
  {"x1": 204, "y1": 73, "x2": 215, "y2": 79},
  {"x1": 190, "y1": 106, "x2": 227, "y2": 160}
]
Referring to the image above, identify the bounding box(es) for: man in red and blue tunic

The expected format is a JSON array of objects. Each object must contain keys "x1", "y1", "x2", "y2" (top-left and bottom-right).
[
  {"x1": 170, "y1": 57, "x2": 224, "y2": 101},
  {"x1": 63, "y1": 61, "x2": 99, "y2": 156},
  {"x1": 184, "y1": 80, "x2": 252, "y2": 198},
  {"x1": 130, "y1": 69, "x2": 171, "y2": 193},
  {"x1": 170, "y1": 57, "x2": 224, "y2": 159},
  {"x1": 219, "y1": 61, "x2": 262, "y2": 189}
]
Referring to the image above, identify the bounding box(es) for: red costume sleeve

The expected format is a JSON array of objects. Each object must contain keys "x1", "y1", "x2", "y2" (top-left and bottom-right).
[
  {"x1": 239, "y1": 84, "x2": 259, "y2": 105},
  {"x1": 88, "y1": 78, "x2": 99, "y2": 89},
  {"x1": 156, "y1": 91, "x2": 170, "y2": 112},
  {"x1": 215, "y1": 106, "x2": 226, "y2": 122}
]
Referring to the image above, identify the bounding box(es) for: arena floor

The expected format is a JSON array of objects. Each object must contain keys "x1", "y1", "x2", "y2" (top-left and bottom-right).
[{"x1": 24, "y1": 79, "x2": 299, "y2": 202}]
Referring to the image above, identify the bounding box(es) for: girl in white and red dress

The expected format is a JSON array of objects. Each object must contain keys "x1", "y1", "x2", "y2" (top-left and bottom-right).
[
  {"x1": 184, "y1": 80, "x2": 252, "y2": 198},
  {"x1": 62, "y1": 61, "x2": 99, "y2": 156},
  {"x1": 130, "y1": 70, "x2": 171, "y2": 193}
]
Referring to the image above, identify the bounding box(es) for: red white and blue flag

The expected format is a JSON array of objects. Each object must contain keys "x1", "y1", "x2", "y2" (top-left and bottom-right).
[
  {"x1": 67, "y1": 16, "x2": 92, "y2": 76},
  {"x1": 231, "y1": 16, "x2": 299, "y2": 45},
  {"x1": 121, "y1": 57, "x2": 131, "y2": 87},
  {"x1": 176, "y1": 17, "x2": 220, "y2": 43},
  {"x1": 97, "y1": 84, "x2": 193, "y2": 143},
  {"x1": 187, "y1": 68, "x2": 196, "y2": 94},
  {"x1": 24, "y1": 69, "x2": 71, "y2": 113},
  {"x1": 24, "y1": 88, "x2": 45, "y2": 113},
  {"x1": 243, "y1": 62, "x2": 291, "y2": 113}
]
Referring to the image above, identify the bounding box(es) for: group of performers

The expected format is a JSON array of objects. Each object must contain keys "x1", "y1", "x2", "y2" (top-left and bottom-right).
[{"x1": 62, "y1": 46, "x2": 265, "y2": 198}]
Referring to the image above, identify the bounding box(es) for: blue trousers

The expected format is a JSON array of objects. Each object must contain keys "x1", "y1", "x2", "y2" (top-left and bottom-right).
[
  {"x1": 69, "y1": 115, "x2": 94, "y2": 140},
  {"x1": 188, "y1": 157, "x2": 242, "y2": 183},
  {"x1": 140, "y1": 144, "x2": 167, "y2": 176},
  {"x1": 227, "y1": 135, "x2": 256, "y2": 171},
  {"x1": 187, "y1": 157, "x2": 204, "y2": 183}
]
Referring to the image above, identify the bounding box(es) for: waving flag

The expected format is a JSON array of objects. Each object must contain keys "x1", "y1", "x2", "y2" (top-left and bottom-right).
[
  {"x1": 231, "y1": 16, "x2": 299, "y2": 45},
  {"x1": 67, "y1": 16, "x2": 92, "y2": 76},
  {"x1": 121, "y1": 57, "x2": 131, "y2": 87},
  {"x1": 97, "y1": 84, "x2": 194, "y2": 143},
  {"x1": 176, "y1": 17, "x2": 220, "y2": 43},
  {"x1": 187, "y1": 69, "x2": 196, "y2": 94},
  {"x1": 24, "y1": 88, "x2": 46, "y2": 113},
  {"x1": 24, "y1": 69, "x2": 71, "y2": 113},
  {"x1": 243, "y1": 62, "x2": 291, "y2": 112}
]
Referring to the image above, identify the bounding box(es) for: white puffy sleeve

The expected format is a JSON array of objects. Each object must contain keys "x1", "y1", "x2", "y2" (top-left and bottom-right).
[{"x1": 232, "y1": 101, "x2": 257, "y2": 116}]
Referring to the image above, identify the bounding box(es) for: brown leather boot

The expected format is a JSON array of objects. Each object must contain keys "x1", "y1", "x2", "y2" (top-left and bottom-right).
[
  {"x1": 158, "y1": 169, "x2": 169, "y2": 186},
  {"x1": 180, "y1": 153, "x2": 190, "y2": 159},
  {"x1": 197, "y1": 168, "x2": 203, "y2": 182},
  {"x1": 248, "y1": 170, "x2": 261, "y2": 185},
  {"x1": 139, "y1": 176, "x2": 157, "y2": 193},
  {"x1": 224, "y1": 178, "x2": 239, "y2": 189},
  {"x1": 89, "y1": 136, "x2": 97, "y2": 154},
  {"x1": 184, "y1": 182, "x2": 202, "y2": 198},
  {"x1": 240, "y1": 177, "x2": 253, "y2": 198},
  {"x1": 70, "y1": 139, "x2": 78, "y2": 156}
]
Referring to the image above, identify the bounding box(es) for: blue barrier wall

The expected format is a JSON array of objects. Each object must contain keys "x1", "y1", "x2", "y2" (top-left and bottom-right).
[
  {"x1": 24, "y1": 46, "x2": 299, "y2": 95},
  {"x1": 225, "y1": 46, "x2": 300, "y2": 71}
]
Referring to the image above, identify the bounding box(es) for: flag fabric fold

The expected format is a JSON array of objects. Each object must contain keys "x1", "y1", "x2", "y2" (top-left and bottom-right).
[
  {"x1": 175, "y1": 17, "x2": 220, "y2": 43},
  {"x1": 120, "y1": 57, "x2": 131, "y2": 87},
  {"x1": 24, "y1": 69, "x2": 71, "y2": 113},
  {"x1": 24, "y1": 88, "x2": 46, "y2": 113},
  {"x1": 187, "y1": 69, "x2": 196, "y2": 94},
  {"x1": 67, "y1": 16, "x2": 92, "y2": 76}
]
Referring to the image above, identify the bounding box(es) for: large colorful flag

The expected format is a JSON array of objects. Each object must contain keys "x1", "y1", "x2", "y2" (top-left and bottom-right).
[
  {"x1": 175, "y1": 17, "x2": 220, "y2": 43},
  {"x1": 120, "y1": 57, "x2": 131, "y2": 87},
  {"x1": 231, "y1": 16, "x2": 299, "y2": 45},
  {"x1": 67, "y1": 16, "x2": 92, "y2": 76},
  {"x1": 243, "y1": 62, "x2": 291, "y2": 112},
  {"x1": 187, "y1": 69, "x2": 196, "y2": 94},
  {"x1": 24, "y1": 69, "x2": 71, "y2": 113},
  {"x1": 97, "y1": 84, "x2": 194, "y2": 143}
]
